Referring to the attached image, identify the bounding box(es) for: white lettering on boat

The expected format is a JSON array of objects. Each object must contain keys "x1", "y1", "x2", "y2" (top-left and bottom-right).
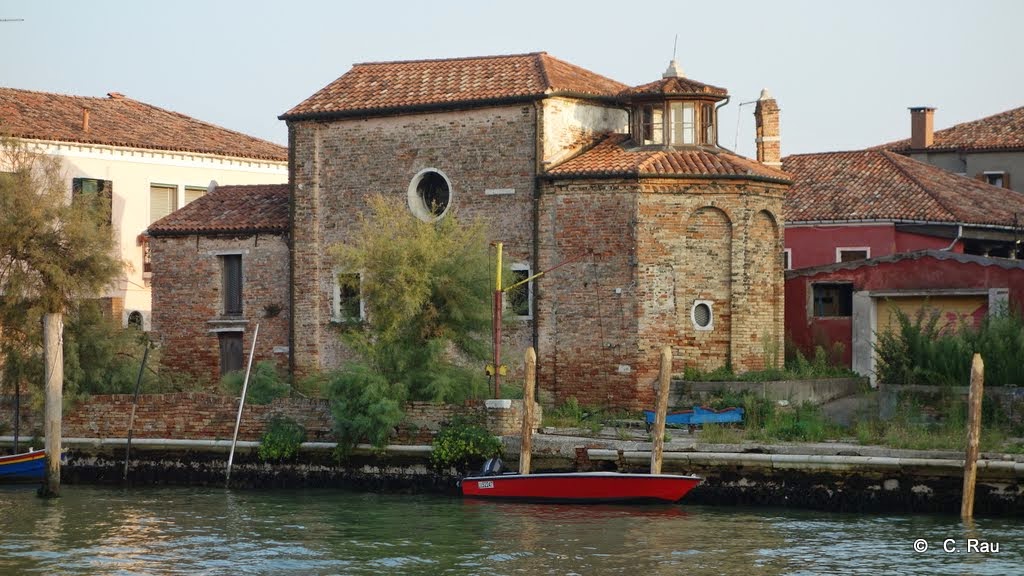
[{"x1": 478, "y1": 481, "x2": 494, "y2": 489}]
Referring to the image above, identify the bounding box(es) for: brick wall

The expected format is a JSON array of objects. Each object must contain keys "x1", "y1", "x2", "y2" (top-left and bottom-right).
[
  {"x1": 150, "y1": 233, "x2": 290, "y2": 384},
  {"x1": 288, "y1": 105, "x2": 538, "y2": 378}
]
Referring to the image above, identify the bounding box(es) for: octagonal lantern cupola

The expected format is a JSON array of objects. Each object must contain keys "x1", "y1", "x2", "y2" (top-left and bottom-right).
[{"x1": 623, "y1": 59, "x2": 729, "y2": 148}]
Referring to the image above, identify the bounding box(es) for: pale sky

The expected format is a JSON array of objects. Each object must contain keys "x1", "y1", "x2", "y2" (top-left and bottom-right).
[{"x1": 2, "y1": 0, "x2": 1021, "y2": 160}]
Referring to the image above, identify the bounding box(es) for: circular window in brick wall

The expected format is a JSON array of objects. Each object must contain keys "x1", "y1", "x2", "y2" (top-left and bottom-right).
[
  {"x1": 408, "y1": 168, "x2": 452, "y2": 221},
  {"x1": 691, "y1": 300, "x2": 714, "y2": 331}
]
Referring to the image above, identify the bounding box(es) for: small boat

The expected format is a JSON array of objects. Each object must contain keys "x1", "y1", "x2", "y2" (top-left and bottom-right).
[
  {"x1": 0, "y1": 448, "x2": 46, "y2": 482},
  {"x1": 643, "y1": 405, "x2": 744, "y2": 432},
  {"x1": 461, "y1": 460, "x2": 701, "y2": 503}
]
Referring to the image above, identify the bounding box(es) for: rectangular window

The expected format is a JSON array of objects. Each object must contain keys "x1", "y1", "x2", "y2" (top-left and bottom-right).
[
  {"x1": 813, "y1": 283, "x2": 853, "y2": 317},
  {"x1": 184, "y1": 186, "x2": 206, "y2": 205},
  {"x1": 783, "y1": 248, "x2": 792, "y2": 270},
  {"x1": 333, "y1": 272, "x2": 363, "y2": 322},
  {"x1": 984, "y1": 171, "x2": 1006, "y2": 188},
  {"x1": 218, "y1": 332, "x2": 243, "y2": 376},
  {"x1": 642, "y1": 105, "x2": 663, "y2": 145},
  {"x1": 507, "y1": 265, "x2": 533, "y2": 319},
  {"x1": 702, "y1": 103, "x2": 715, "y2": 144},
  {"x1": 222, "y1": 255, "x2": 242, "y2": 315},
  {"x1": 150, "y1": 184, "x2": 178, "y2": 224},
  {"x1": 669, "y1": 102, "x2": 696, "y2": 145},
  {"x1": 836, "y1": 247, "x2": 870, "y2": 263},
  {"x1": 72, "y1": 178, "x2": 113, "y2": 224}
]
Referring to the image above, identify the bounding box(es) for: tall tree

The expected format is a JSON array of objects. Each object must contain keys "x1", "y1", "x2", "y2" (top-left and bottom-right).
[
  {"x1": 0, "y1": 137, "x2": 123, "y2": 402},
  {"x1": 326, "y1": 194, "x2": 493, "y2": 449}
]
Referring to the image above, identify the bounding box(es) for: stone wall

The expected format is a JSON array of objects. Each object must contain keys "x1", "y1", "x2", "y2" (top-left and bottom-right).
[{"x1": 150, "y1": 233, "x2": 290, "y2": 384}]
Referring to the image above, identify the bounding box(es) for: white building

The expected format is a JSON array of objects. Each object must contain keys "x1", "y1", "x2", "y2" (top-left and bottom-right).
[{"x1": 0, "y1": 88, "x2": 288, "y2": 328}]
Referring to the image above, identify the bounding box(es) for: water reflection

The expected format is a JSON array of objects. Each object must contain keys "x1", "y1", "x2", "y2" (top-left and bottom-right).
[{"x1": 0, "y1": 486, "x2": 1022, "y2": 575}]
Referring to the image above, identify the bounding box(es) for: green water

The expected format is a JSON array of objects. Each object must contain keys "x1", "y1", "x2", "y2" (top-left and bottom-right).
[{"x1": 1, "y1": 485, "x2": 1021, "y2": 575}]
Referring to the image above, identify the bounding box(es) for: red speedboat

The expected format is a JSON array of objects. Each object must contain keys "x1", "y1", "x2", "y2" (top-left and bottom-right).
[{"x1": 460, "y1": 471, "x2": 701, "y2": 503}]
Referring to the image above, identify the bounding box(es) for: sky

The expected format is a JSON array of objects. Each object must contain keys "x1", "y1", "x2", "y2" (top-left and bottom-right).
[{"x1": 2, "y1": 0, "x2": 1022, "y2": 160}]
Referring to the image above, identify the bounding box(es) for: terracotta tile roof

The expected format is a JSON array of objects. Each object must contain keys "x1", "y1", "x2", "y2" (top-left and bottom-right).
[
  {"x1": 147, "y1": 184, "x2": 289, "y2": 236},
  {"x1": 621, "y1": 76, "x2": 728, "y2": 99},
  {"x1": 0, "y1": 87, "x2": 287, "y2": 161},
  {"x1": 544, "y1": 134, "x2": 791, "y2": 182},
  {"x1": 783, "y1": 150, "x2": 1024, "y2": 226},
  {"x1": 282, "y1": 52, "x2": 628, "y2": 119},
  {"x1": 882, "y1": 105, "x2": 1024, "y2": 152}
]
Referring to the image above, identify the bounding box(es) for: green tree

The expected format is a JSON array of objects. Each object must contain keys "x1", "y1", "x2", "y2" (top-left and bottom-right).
[
  {"x1": 326, "y1": 195, "x2": 492, "y2": 449},
  {"x1": 0, "y1": 137, "x2": 124, "y2": 402}
]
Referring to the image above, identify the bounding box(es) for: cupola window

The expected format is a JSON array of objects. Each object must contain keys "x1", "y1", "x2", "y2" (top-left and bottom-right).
[{"x1": 626, "y1": 60, "x2": 726, "y2": 149}]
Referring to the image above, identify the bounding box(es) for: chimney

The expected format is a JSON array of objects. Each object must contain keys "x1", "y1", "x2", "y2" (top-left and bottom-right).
[
  {"x1": 910, "y1": 107, "x2": 935, "y2": 148},
  {"x1": 754, "y1": 88, "x2": 781, "y2": 168},
  {"x1": 82, "y1": 107, "x2": 90, "y2": 133}
]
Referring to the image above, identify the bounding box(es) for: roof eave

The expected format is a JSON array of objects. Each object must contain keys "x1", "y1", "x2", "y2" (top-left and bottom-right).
[
  {"x1": 543, "y1": 170, "x2": 791, "y2": 185},
  {"x1": 148, "y1": 226, "x2": 288, "y2": 238}
]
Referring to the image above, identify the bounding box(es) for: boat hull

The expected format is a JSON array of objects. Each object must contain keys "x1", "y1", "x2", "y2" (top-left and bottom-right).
[
  {"x1": 461, "y1": 472, "x2": 701, "y2": 503},
  {"x1": 0, "y1": 449, "x2": 46, "y2": 482}
]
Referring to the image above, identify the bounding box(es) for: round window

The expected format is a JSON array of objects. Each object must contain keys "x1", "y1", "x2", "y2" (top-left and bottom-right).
[
  {"x1": 408, "y1": 169, "x2": 452, "y2": 221},
  {"x1": 691, "y1": 300, "x2": 713, "y2": 330}
]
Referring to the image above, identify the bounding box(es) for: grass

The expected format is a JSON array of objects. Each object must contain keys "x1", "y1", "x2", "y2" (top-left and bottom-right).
[{"x1": 683, "y1": 345, "x2": 856, "y2": 383}]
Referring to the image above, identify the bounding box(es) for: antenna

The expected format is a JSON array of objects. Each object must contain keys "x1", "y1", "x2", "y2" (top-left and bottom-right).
[
  {"x1": 0, "y1": 19, "x2": 25, "y2": 22},
  {"x1": 733, "y1": 98, "x2": 759, "y2": 151},
  {"x1": 672, "y1": 34, "x2": 678, "y2": 60}
]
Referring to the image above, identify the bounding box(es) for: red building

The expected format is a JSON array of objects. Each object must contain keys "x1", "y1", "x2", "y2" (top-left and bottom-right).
[{"x1": 785, "y1": 251, "x2": 1023, "y2": 384}]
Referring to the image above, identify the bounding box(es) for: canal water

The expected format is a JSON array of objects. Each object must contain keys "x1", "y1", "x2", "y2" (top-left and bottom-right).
[{"x1": 1, "y1": 485, "x2": 1021, "y2": 575}]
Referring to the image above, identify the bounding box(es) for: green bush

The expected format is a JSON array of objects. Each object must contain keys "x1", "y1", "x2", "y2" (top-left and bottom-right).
[
  {"x1": 430, "y1": 415, "x2": 503, "y2": 473},
  {"x1": 326, "y1": 364, "x2": 406, "y2": 453},
  {"x1": 222, "y1": 360, "x2": 290, "y2": 405},
  {"x1": 258, "y1": 415, "x2": 306, "y2": 461}
]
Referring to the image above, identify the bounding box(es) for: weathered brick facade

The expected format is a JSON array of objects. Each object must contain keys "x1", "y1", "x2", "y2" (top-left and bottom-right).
[{"x1": 150, "y1": 233, "x2": 290, "y2": 382}]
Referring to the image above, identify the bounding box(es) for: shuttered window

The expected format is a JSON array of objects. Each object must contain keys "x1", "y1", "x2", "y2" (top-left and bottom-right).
[
  {"x1": 150, "y1": 184, "x2": 177, "y2": 224},
  {"x1": 184, "y1": 186, "x2": 206, "y2": 205},
  {"x1": 222, "y1": 255, "x2": 242, "y2": 315}
]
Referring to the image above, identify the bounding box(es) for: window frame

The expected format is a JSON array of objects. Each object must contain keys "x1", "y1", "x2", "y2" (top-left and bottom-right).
[
  {"x1": 332, "y1": 270, "x2": 364, "y2": 323},
  {"x1": 811, "y1": 282, "x2": 854, "y2": 318},
  {"x1": 783, "y1": 248, "x2": 793, "y2": 270},
  {"x1": 836, "y1": 247, "x2": 870, "y2": 263},
  {"x1": 984, "y1": 171, "x2": 1006, "y2": 188},
  {"x1": 218, "y1": 331, "x2": 244, "y2": 376},
  {"x1": 691, "y1": 299, "x2": 714, "y2": 331},
  {"x1": 507, "y1": 264, "x2": 533, "y2": 320},
  {"x1": 149, "y1": 183, "x2": 179, "y2": 224},
  {"x1": 222, "y1": 254, "x2": 243, "y2": 316},
  {"x1": 407, "y1": 168, "x2": 453, "y2": 221}
]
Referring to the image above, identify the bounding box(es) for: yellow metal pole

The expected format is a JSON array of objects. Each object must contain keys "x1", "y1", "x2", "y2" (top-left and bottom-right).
[{"x1": 493, "y1": 243, "x2": 503, "y2": 398}]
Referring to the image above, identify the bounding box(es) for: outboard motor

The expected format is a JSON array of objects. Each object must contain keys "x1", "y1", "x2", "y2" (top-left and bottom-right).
[{"x1": 480, "y1": 456, "x2": 504, "y2": 476}]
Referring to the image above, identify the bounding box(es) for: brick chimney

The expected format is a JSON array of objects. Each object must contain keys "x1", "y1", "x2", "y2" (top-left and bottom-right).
[
  {"x1": 754, "y1": 89, "x2": 781, "y2": 168},
  {"x1": 81, "y1": 107, "x2": 90, "y2": 133},
  {"x1": 910, "y1": 106, "x2": 935, "y2": 148}
]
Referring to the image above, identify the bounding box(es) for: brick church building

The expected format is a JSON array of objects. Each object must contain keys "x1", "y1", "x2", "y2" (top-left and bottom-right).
[{"x1": 150, "y1": 52, "x2": 790, "y2": 408}]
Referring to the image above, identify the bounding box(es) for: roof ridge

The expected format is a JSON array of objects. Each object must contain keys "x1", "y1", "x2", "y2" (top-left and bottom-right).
[
  {"x1": 933, "y1": 104, "x2": 1024, "y2": 135},
  {"x1": 121, "y1": 97, "x2": 287, "y2": 151},
  {"x1": 353, "y1": 52, "x2": 545, "y2": 67},
  {"x1": 880, "y1": 150, "x2": 958, "y2": 220},
  {"x1": 535, "y1": 53, "x2": 553, "y2": 91},
  {"x1": 783, "y1": 149, "x2": 876, "y2": 160},
  {"x1": 0, "y1": 86, "x2": 121, "y2": 102}
]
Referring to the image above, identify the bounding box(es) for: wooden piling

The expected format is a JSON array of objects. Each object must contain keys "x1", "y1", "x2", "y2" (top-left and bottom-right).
[
  {"x1": 650, "y1": 346, "x2": 672, "y2": 475},
  {"x1": 962, "y1": 353, "x2": 984, "y2": 519},
  {"x1": 519, "y1": 347, "x2": 537, "y2": 475},
  {"x1": 41, "y1": 312, "x2": 63, "y2": 497}
]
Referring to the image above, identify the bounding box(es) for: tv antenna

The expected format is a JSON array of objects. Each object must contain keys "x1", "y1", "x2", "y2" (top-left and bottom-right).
[
  {"x1": 1, "y1": 19, "x2": 25, "y2": 22},
  {"x1": 672, "y1": 34, "x2": 678, "y2": 60}
]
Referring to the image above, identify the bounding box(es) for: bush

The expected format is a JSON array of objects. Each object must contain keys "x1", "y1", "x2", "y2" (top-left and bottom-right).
[
  {"x1": 326, "y1": 364, "x2": 406, "y2": 453},
  {"x1": 430, "y1": 415, "x2": 503, "y2": 473},
  {"x1": 222, "y1": 360, "x2": 290, "y2": 405},
  {"x1": 258, "y1": 415, "x2": 306, "y2": 461}
]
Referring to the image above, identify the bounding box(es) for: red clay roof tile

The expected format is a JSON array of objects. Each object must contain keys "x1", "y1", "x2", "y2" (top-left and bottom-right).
[
  {"x1": 621, "y1": 76, "x2": 728, "y2": 99},
  {"x1": 783, "y1": 150, "x2": 1024, "y2": 226},
  {"x1": 882, "y1": 106, "x2": 1024, "y2": 152},
  {"x1": 282, "y1": 52, "x2": 628, "y2": 119},
  {"x1": 147, "y1": 183, "x2": 288, "y2": 236},
  {"x1": 545, "y1": 133, "x2": 790, "y2": 182},
  {"x1": 0, "y1": 87, "x2": 287, "y2": 161}
]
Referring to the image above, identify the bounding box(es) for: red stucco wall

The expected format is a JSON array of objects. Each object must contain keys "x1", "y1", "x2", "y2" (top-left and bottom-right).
[{"x1": 786, "y1": 224, "x2": 963, "y2": 269}]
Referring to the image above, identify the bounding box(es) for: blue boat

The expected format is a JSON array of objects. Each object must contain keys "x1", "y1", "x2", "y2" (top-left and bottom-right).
[
  {"x1": 0, "y1": 449, "x2": 46, "y2": 482},
  {"x1": 644, "y1": 406, "x2": 745, "y2": 432}
]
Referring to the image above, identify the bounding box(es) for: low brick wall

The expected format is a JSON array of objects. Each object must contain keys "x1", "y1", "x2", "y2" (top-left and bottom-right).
[{"x1": 0, "y1": 394, "x2": 537, "y2": 444}]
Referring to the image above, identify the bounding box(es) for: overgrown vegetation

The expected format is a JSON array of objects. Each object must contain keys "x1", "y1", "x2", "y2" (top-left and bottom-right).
[
  {"x1": 697, "y1": 390, "x2": 840, "y2": 444},
  {"x1": 875, "y1": 306, "x2": 1024, "y2": 387},
  {"x1": 222, "y1": 360, "x2": 290, "y2": 405},
  {"x1": 325, "y1": 195, "x2": 493, "y2": 450},
  {"x1": 257, "y1": 415, "x2": 306, "y2": 462},
  {"x1": 683, "y1": 345, "x2": 855, "y2": 382},
  {"x1": 430, "y1": 415, "x2": 503, "y2": 473}
]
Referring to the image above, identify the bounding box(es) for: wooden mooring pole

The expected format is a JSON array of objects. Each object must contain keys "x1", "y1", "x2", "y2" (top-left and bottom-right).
[
  {"x1": 650, "y1": 346, "x2": 672, "y2": 475},
  {"x1": 123, "y1": 346, "x2": 150, "y2": 482},
  {"x1": 41, "y1": 312, "x2": 63, "y2": 498},
  {"x1": 519, "y1": 347, "x2": 537, "y2": 475},
  {"x1": 962, "y1": 353, "x2": 984, "y2": 520}
]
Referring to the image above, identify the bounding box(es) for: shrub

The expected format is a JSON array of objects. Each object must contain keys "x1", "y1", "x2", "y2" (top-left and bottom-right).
[
  {"x1": 326, "y1": 364, "x2": 406, "y2": 453},
  {"x1": 222, "y1": 360, "x2": 290, "y2": 405},
  {"x1": 258, "y1": 415, "x2": 306, "y2": 462},
  {"x1": 430, "y1": 415, "x2": 503, "y2": 473}
]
